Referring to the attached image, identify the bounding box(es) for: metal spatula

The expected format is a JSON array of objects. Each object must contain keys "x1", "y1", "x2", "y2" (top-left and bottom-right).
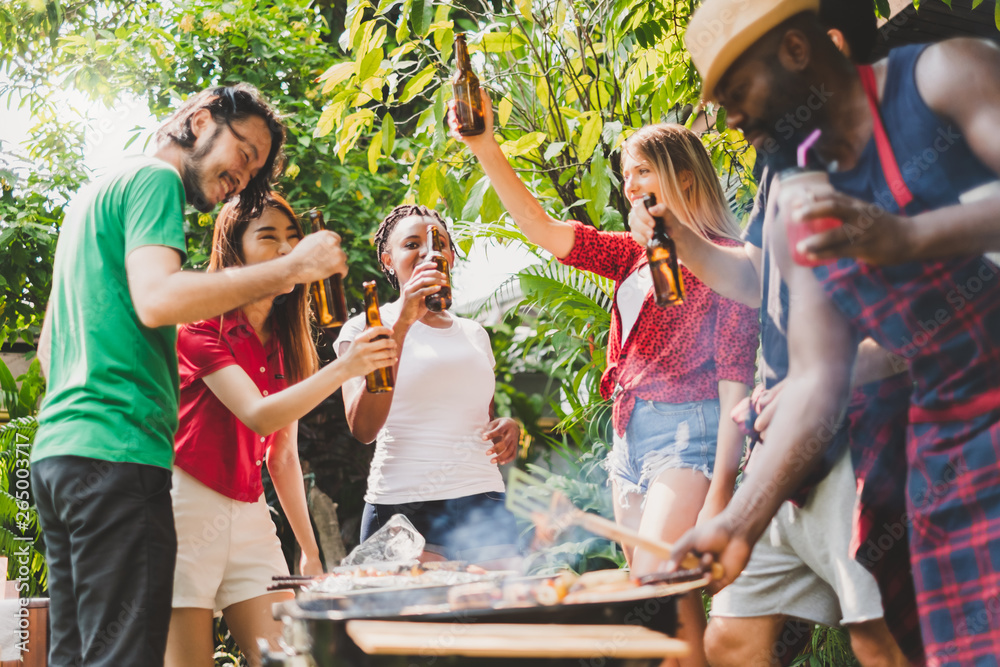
[{"x1": 506, "y1": 468, "x2": 723, "y2": 580}]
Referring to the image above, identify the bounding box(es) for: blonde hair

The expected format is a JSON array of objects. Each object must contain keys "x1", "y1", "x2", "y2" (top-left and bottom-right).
[{"x1": 622, "y1": 124, "x2": 742, "y2": 242}]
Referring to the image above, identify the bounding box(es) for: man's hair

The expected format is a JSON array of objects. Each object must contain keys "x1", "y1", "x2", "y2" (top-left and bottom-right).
[
  {"x1": 740, "y1": 11, "x2": 848, "y2": 76},
  {"x1": 155, "y1": 84, "x2": 286, "y2": 218},
  {"x1": 820, "y1": 0, "x2": 878, "y2": 63}
]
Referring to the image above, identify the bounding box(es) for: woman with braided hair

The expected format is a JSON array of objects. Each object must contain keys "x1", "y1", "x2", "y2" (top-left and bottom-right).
[{"x1": 335, "y1": 204, "x2": 522, "y2": 567}]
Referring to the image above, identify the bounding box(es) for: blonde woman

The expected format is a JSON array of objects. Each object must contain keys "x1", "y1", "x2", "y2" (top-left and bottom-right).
[{"x1": 449, "y1": 94, "x2": 757, "y2": 666}]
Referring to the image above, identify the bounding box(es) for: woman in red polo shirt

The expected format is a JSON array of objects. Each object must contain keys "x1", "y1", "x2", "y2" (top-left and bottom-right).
[
  {"x1": 164, "y1": 193, "x2": 396, "y2": 667},
  {"x1": 450, "y1": 96, "x2": 757, "y2": 664}
]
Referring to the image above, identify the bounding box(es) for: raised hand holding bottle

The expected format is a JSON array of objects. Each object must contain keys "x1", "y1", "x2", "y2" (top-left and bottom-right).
[
  {"x1": 451, "y1": 33, "x2": 486, "y2": 136},
  {"x1": 643, "y1": 194, "x2": 685, "y2": 307},
  {"x1": 307, "y1": 210, "x2": 349, "y2": 327},
  {"x1": 422, "y1": 225, "x2": 453, "y2": 312},
  {"x1": 362, "y1": 281, "x2": 394, "y2": 393}
]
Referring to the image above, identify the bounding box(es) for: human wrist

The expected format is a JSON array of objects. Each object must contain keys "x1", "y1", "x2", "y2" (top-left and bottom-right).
[
  {"x1": 301, "y1": 544, "x2": 320, "y2": 560},
  {"x1": 705, "y1": 481, "x2": 732, "y2": 500},
  {"x1": 325, "y1": 358, "x2": 355, "y2": 386},
  {"x1": 722, "y1": 488, "x2": 770, "y2": 543},
  {"x1": 703, "y1": 485, "x2": 733, "y2": 513},
  {"x1": 473, "y1": 136, "x2": 505, "y2": 163},
  {"x1": 902, "y1": 214, "x2": 932, "y2": 261},
  {"x1": 670, "y1": 220, "x2": 701, "y2": 255},
  {"x1": 277, "y1": 254, "x2": 302, "y2": 293},
  {"x1": 393, "y1": 314, "x2": 416, "y2": 335}
]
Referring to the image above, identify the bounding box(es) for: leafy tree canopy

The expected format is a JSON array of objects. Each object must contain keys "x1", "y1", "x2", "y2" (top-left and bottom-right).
[{"x1": 0, "y1": 0, "x2": 407, "y2": 348}]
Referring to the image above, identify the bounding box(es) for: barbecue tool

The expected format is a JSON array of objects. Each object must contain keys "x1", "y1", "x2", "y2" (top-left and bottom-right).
[{"x1": 506, "y1": 468, "x2": 724, "y2": 580}]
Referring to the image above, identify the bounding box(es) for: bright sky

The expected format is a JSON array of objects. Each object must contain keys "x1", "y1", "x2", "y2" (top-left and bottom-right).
[
  {"x1": 3, "y1": 90, "x2": 536, "y2": 309},
  {"x1": 3, "y1": 87, "x2": 159, "y2": 176}
]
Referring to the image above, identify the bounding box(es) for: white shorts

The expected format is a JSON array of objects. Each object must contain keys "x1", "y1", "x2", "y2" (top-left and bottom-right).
[
  {"x1": 711, "y1": 449, "x2": 884, "y2": 627},
  {"x1": 171, "y1": 467, "x2": 289, "y2": 612}
]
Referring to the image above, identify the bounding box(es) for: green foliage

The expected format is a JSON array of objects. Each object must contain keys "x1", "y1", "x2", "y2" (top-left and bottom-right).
[
  {"x1": 791, "y1": 625, "x2": 860, "y2": 666},
  {"x1": 478, "y1": 257, "x2": 615, "y2": 461},
  {"x1": 0, "y1": 117, "x2": 84, "y2": 348},
  {"x1": 320, "y1": 0, "x2": 756, "y2": 225},
  {"x1": 0, "y1": 357, "x2": 46, "y2": 420},
  {"x1": 0, "y1": 0, "x2": 411, "y2": 316},
  {"x1": 0, "y1": 0, "x2": 411, "y2": 618},
  {"x1": 518, "y1": 442, "x2": 626, "y2": 575},
  {"x1": 0, "y1": 416, "x2": 47, "y2": 598},
  {"x1": 213, "y1": 617, "x2": 246, "y2": 667},
  {"x1": 317, "y1": 0, "x2": 757, "y2": 455}
]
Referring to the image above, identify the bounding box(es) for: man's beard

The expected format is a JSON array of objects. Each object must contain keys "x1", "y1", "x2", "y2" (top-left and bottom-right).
[
  {"x1": 753, "y1": 81, "x2": 827, "y2": 172},
  {"x1": 761, "y1": 125, "x2": 818, "y2": 172},
  {"x1": 181, "y1": 125, "x2": 222, "y2": 213}
]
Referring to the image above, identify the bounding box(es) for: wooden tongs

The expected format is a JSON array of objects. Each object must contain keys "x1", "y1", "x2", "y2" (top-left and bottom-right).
[{"x1": 506, "y1": 468, "x2": 724, "y2": 581}]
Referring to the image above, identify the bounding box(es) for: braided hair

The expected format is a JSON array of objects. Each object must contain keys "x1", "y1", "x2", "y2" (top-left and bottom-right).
[{"x1": 374, "y1": 204, "x2": 457, "y2": 290}]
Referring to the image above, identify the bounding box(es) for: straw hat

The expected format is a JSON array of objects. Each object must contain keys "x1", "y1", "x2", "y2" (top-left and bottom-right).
[{"x1": 685, "y1": 0, "x2": 820, "y2": 102}]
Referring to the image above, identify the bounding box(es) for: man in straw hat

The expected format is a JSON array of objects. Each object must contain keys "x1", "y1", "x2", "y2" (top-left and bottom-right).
[
  {"x1": 665, "y1": 0, "x2": 1000, "y2": 664},
  {"x1": 630, "y1": 1, "x2": 920, "y2": 663}
]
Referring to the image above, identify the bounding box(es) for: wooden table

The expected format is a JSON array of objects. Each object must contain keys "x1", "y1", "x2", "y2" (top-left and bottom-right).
[{"x1": 346, "y1": 620, "x2": 688, "y2": 660}]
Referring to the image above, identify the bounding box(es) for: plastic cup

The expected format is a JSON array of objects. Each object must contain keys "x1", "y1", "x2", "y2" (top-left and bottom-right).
[{"x1": 778, "y1": 168, "x2": 842, "y2": 267}]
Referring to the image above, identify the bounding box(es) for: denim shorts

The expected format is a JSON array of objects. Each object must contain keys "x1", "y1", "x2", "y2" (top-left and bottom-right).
[
  {"x1": 605, "y1": 398, "x2": 720, "y2": 505},
  {"x1": 360, "y1": 492, "x2": 521, "y2": 563}
]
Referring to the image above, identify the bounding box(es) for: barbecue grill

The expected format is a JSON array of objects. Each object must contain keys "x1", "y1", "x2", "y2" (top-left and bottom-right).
[{"x1": 260, "y1": 571, "x2": 702, "y2": 667}]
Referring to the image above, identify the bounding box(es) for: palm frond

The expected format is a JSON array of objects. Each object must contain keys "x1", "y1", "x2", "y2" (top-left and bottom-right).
[
  {"x1": 517, "y1": 260, "x2": 614, "y2": 321},
  {"x1": 0, "y1": 416, "x2": 47, "y2": 596}
]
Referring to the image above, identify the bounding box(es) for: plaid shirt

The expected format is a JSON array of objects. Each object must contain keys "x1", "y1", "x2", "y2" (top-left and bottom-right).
[
  {"x1": 847, "y1": 374, "x2": 924, "y2": 665},
  {"x1": 559, "y1": 221, "x2": 758, "y2": 435},
  {"x1": 811, "y1": 45, "x2": 1000, "y2": 665},
  {"x1": 819, "y1": 45, "x2": 999, "y2": 423},
  {"x1": 815, "y1": 256, "x2": 1000, "y2": 424}
]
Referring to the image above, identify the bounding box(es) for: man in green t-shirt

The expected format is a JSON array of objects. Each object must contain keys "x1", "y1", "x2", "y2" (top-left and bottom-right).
[{"x1": 32, "y1": 84, "x2": 346, "y2": 667}]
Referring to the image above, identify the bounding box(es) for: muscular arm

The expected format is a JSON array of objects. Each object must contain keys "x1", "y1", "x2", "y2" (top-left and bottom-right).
[
  {"x1": 665, "y1": 215, "x2": 858, "y2": 588},
  {"x1": 802, "y1": 39, "x2": 1000, "y2": 264},
  {"x1": 904, "y1": 39, "x2": 1000, "y2": 257},
  {"x1": 724, "y1": 257, "x2": 857, "y2": 549}
]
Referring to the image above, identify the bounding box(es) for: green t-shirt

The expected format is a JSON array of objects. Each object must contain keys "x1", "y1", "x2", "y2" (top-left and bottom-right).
[{"x1": 33, "y1": 157, "x2": 188, "y2": 469}]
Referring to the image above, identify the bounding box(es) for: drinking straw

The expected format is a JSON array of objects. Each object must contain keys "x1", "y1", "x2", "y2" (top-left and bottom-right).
[{"x1": 797, "y1": 128, "x2": 822, "y2": 168}]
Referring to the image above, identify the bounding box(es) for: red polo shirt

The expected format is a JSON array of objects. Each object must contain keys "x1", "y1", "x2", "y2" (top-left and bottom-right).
[{"x1": 174, "y1": 312, "x2": 287, "y2": 502}]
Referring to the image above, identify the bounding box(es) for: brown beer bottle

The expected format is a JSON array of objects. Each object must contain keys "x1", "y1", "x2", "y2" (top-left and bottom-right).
[
  {"x1": 452, "y1": 33, "x2": 486, "y2": 136},
  {"x1": 362, "y1": 281, "x2": 394, "y2": 394},
  {"x1": 422, "y1": 224, "x2": 453, "y2": 312},
  {"x1": 643, "y1": 194, "x2": 685, "y2": 307},
  {"x1": 306, "y1": 210, "x2": 349, "y2": 328}
]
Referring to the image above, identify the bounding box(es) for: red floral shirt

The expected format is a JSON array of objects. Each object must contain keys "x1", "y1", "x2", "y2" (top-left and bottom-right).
[{"x1": 560, "y1": 221, "x2": 759, "y2": 435}]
